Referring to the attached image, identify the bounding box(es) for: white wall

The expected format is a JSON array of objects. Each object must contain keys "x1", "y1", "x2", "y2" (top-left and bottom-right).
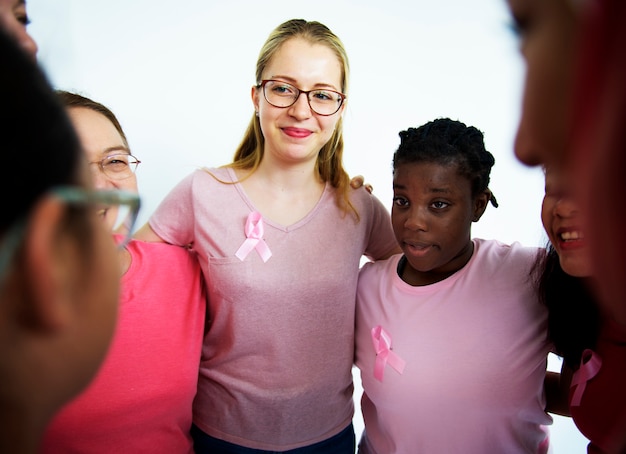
[{"x1": 28, "y1": 0, "x2": 587, "y2": 451}]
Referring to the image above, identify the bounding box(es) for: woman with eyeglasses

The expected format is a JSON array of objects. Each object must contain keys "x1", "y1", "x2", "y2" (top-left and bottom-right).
[
  {"x1": 135, "y1": 18, "x2": 399, "y2": 453},
  {"x1": 0, "y1": 30, "x2": 121, "y2": 454},
  {"x1": 40, "y1": 92, "x2": 206, "y2": 454}
]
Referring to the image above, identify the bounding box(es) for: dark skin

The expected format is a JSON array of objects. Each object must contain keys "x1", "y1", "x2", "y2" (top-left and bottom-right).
[{"x1": 391, "y1": 161, "x2": 490, "y2": 286}]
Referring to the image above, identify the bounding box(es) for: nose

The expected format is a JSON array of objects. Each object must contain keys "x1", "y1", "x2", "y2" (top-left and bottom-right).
[
  {"x1": 553, "y1": 195, "x2": 579, "y2": 218},
  {"x1": 287, "y1": 92, "x2": 312, "y2": 119},
  {"x1": 404, "y1": 206, "x2": 428, "y2": 231}
]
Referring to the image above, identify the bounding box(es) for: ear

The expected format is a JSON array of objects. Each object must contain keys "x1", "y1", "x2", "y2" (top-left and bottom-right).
[
  {"x1": 251, "y1": 85, "x2": 260, "y2": 113},
  {"x1": 21, "y1": 196, "x2": 74, "y2": 332},
  {"x1": 472, "y1": 189, "x2": 491, "y2": 222}
]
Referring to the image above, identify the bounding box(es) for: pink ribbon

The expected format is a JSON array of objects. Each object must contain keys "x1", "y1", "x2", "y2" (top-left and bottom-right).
[
  {"x1": 371, "y1": 325, "x2": 406, "y2": 382},
  {"x1": 570, "y1": 349, "x2": 602, "y2": 406},
  {"x1": 235, "y1": 212, "x2": 272, "y2": 263}
]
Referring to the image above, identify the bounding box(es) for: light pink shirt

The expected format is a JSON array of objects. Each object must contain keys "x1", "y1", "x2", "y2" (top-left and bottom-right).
[
  {"x1": 149, "y1": 167, "x2": 398, "y2": 451},
  {"x1": 42, "y1": 240, "x2": 206, "y2": 454},
  {"x1": 355, "y1": 239, "x2": 552, "y2": 454}
]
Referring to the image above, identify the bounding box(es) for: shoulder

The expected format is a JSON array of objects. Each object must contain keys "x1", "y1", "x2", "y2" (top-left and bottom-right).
[
  {"x1": 475, "y1": 238, "x2": 543, "y2": 260},
  {"x1": 472, "y1": 238, "x2": 543, "y2": 276},
  {"x1": 359, "y1": 254, "x2": 400, "y2": 280},
  {"x1": 347, "y1": 187, "x2": 392, "y2": 225}
]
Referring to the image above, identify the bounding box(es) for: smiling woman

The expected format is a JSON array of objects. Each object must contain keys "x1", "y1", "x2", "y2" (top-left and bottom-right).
[{"x1": 134, "y1": 18, "x2": 399, "y2": 453}]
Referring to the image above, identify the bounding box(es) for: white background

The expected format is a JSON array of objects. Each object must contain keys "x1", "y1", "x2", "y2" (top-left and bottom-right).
[{"x1": 28, "y1": 0, "x2": 587, "y2": 451}]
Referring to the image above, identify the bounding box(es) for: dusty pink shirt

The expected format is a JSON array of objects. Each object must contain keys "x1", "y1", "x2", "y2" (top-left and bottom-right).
[
  {"x1": 41, "y1": 240, "x2": 206, "y2": 454},
  {"x1": 149, "y1": 167, "x2": 398, "y2": 450},
  {"x1": 355, "y1": 240, "x2": 552, "y2": 454}
]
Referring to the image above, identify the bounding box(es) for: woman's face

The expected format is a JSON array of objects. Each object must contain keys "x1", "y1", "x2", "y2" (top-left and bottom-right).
[
  {"x1": 252, "y1": 37, "x2": 345, "y2": 168},
  {"x1": 541, "y1": 167, "x2": 592, "y2": 277},
  {"x1": 392, "y1": 161, "x2": 483, "y2": 285},
  {"x1": 0, "y1": 0, "x2": 37, "y2": 59},
  {"x1": 68, "y1": 107, "x2": 138, "y2": 233},
  {"x1": 507, "y1": 0, "x2": 580, "y2": 169}
]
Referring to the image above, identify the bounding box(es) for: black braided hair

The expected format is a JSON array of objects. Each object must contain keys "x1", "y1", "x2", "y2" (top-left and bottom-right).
[{"x1": 393, "y1": 118, "x2": 499, "y2": 208}]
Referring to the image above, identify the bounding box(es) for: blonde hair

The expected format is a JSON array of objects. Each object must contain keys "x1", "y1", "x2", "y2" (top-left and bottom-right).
[{"x1": 227, "y1": 19, "x2": 358, "y2": 220}]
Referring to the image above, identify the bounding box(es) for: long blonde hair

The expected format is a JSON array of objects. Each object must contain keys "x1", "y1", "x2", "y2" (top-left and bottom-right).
[{"x1": 227, "y1": 19, "x2": 358, "y2": 220}]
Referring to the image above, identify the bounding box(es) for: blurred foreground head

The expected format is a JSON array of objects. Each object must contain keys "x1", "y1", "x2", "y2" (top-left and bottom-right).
[{"x1": 0, "y1": 29, "x2": 119, "y2": 453}]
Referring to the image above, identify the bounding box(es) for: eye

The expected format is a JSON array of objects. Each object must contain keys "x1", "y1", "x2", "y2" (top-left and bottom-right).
[
  {"x1": 103, "y1": 155, "x2": 130, "y2": 172},
  {"x1": 431, "y1": 201, "x2": 449, "y2": 210},
  {"x1": 311, "y1": 90, "x2": 335, "y2": 103},
  {"x1": 392, "y1": 196, "x2": 409, "y2": 207},
  {"x1": 271, "y1": 82, "x2": 297, "y2": 97},
  {"x1": 16, "y1": 13, "x2": 31, "y2": 26}
]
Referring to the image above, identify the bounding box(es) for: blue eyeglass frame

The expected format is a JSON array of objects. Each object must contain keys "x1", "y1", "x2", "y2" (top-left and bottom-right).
[{"x1": 0, "y1": 186, "x2": 141, "y2": 287}]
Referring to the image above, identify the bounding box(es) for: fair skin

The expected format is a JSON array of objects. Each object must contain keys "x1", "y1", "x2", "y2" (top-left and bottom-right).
[
  {"x1": 0, "y1": 0, "x2": 37, "y2": 59},
  {"x1": 507, "y1": 0, "x2": 580, "y2": 168},
  {"x1": 245, "y1": 37, "x2": 346, "y2": 226},
  {"x1": 67, "y1": 106, "x2": 138, "y2": 272},
  {"x1": 136, "y1": 37, "x2": 346, "y2": 240},
  {"x1": 392, "y1": 161, "x2": 489, "y2": 286}
]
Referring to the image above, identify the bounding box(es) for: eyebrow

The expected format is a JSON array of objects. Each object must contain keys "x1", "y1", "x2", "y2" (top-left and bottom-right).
[
  {"x1": 268, "y1": 75, "x2": 341, "y2": 91},
  {"x1": 100, "y1": 146, "x2": 131, "y2": 156},
  {"x1": 393, "y1": 183, "x2": 451, "y2": 194}
]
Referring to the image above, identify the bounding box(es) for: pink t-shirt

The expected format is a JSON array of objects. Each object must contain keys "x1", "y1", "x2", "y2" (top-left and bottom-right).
[
  {"x1": 149, "y1": 167, "x2": 398, "y2": 451},
  {"x1": 41, "y1": 240, "x2": 206, "y2": 454},
  {"x1": 355, "y1": 239, "x2": 552, "y2": 454}
]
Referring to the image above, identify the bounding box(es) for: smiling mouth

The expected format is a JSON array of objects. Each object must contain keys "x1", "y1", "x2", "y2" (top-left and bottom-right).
[
  {"x1": 559, "y1": 230, "x2": 584, "y2": 242},
  {"x1": 282, "y1": 127, "x2": 311, "y2": 138}
]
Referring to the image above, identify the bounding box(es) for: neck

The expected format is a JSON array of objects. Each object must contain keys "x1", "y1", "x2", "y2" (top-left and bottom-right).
[{"x1": 245, "y1": 160, "x2": 323, "y2": 193}]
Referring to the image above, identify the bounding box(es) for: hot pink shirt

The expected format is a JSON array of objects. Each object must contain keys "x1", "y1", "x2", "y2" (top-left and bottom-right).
[
  {"x1": 355, "y1": 239, "x2": 552, "y2": 454},
  {"x1": 149, "y1": 167, "x2": 398, "y2": 451},
  {"x1": 41, "y1": 240, "x2": 206, "y2": 454}
]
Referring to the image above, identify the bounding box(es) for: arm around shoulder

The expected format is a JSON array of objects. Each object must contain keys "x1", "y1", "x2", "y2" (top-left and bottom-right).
[{"x1": 133, "y1": 222, "x2": 165, "y2": 243}]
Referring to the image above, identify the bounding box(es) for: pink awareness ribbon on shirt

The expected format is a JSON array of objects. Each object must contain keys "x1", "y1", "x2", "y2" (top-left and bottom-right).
[
  {"x1": 235, "y1": 211, "x2": 272, "y2": 263},
  {"x1": 570, "y1": 348, "x2": 602, "y2": 406},
  {"x1": 371, "y1": 325, "x2": 406, "y2": 382}
]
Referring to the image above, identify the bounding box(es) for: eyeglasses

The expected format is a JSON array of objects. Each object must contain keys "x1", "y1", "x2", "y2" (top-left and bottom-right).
[
  {"x1": 0, "y1": 187, "x2": 141, "y2": 287},
  {"x1": 90, "y1": 153, "x2": 141, "y2": 180},
  {"x1": 258, "y1": 79, "x2": 346, "y2": 116}
]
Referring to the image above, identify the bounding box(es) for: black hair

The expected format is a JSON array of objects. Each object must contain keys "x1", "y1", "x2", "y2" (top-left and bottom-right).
[
  {"x1": 536, "y1": 244, "x2": 600, "y2": 368},
  {"x1": 0, "y1": 29, "x2": 82, "y2": 234},
  {"x1": 393, "y1": 118, "x2": 499, "y2": 207}
]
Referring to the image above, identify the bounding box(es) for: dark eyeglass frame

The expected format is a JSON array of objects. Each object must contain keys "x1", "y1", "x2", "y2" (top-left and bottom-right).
[
  {"x1": 90, "y1": 153, "x2": 141, "y2": 181},
  {"x1": 0, "y1": 187, "x2": 141, "y2": 287},
  {"x1": 258, "y1": 79, "x2": 346, "y2": 116}
]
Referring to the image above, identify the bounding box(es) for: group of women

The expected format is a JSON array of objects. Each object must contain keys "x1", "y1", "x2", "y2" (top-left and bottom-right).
[{"x1": 1, "y1": 0, "x2": 624, "y2": 453}]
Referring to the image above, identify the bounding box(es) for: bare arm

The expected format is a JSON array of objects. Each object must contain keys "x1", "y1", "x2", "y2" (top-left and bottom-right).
[{"x1": 544, "y1": 361, "x2": 573, "y2": 417}]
